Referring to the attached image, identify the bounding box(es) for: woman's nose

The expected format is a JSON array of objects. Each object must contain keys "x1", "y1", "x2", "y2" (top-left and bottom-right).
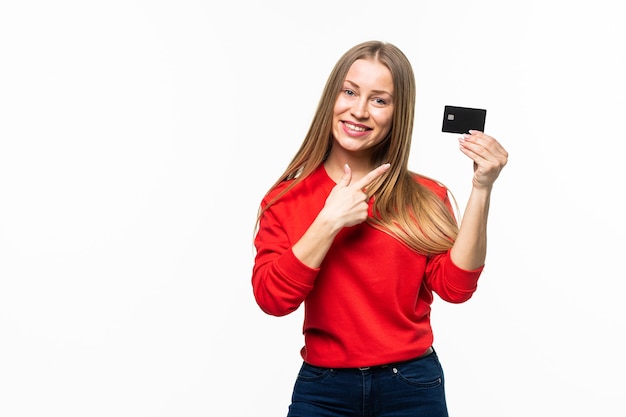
[{"x1": 351, "y1": 98, "x2": 369, "y2": 119}]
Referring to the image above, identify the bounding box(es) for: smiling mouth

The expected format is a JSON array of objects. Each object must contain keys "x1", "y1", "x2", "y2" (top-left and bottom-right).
[{"x1": 343, "y1": 121, "x2": 370, "y2": 132}]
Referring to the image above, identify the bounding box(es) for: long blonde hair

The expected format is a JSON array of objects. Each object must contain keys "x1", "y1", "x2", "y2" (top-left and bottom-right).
[{"x1": 258, "y1": 41, "x2": 459, "y2": 255}]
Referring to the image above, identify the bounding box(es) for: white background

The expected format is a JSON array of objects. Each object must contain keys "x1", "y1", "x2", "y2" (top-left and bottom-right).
[{"x1": 1, "y1": 1, "x2": 624, "y2": 416}]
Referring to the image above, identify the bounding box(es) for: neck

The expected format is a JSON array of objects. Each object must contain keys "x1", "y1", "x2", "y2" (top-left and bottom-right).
[{"x1": 324, "y1": 152, "x2": 373, "y2": 183}]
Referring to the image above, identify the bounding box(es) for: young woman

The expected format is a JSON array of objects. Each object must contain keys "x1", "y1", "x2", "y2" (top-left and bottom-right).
[{"x1": 251, "y1": 40, "x2": 508, "y2": 417}]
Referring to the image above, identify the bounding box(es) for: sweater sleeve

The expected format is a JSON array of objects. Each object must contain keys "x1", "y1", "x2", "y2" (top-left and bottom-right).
[
  {"x1": 252, "y1": 203, "x2": 318, "y2": 316},
  {"x1": 424, "y1": 249, "x2": 484, "y2": 303},
  {"x1": 418, "y1": 177, "x2": 484, "y2": 303}
]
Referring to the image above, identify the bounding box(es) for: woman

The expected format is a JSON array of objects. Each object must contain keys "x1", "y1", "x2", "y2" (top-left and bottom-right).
[{"x1": 251, "y1": 40, "x2": 508, "y2": 417}]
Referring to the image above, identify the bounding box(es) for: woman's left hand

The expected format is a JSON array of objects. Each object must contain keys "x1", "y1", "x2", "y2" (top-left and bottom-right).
[{"x1": 458, "y1": 130, "x2": 508, "y2": 190}]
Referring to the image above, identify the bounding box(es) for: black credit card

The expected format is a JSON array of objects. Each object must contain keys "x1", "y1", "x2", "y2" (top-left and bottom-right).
[{"x1": 441, "y1": 105, "x2": 486, "y2": 134}]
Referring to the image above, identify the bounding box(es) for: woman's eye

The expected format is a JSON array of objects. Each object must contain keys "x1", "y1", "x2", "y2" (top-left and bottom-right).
[
  {"x1": 344, "y1": 89, "x2": 355, "y2": 96},
  {"x1": 374, "y1": 98, "x2": 387, "y2": 105}
]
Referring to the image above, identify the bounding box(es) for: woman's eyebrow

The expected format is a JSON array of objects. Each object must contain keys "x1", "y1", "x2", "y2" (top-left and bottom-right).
[{"x1": 343, "y1": 80, "x2": 393, "y2": 96}]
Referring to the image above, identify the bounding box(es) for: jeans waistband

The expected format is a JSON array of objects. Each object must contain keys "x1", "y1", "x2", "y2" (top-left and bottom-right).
[{"x1": 354, "y1": 346, "x2": 434, "y2": 371}]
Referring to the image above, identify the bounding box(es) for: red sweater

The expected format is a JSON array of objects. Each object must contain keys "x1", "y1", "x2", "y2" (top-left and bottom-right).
[{"x1": 252, "y1": 164, "x2": 483, "y2": 368}]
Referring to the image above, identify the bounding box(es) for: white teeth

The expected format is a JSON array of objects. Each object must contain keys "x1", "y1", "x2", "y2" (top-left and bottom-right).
[{"x1": 344, "y1": 122, "x2": 367, "y2": 132}]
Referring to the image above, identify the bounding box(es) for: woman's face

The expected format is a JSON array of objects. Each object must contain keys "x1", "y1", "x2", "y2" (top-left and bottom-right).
[{"x1": 331, "y1": 59, "x2": 394, "y2": 156}]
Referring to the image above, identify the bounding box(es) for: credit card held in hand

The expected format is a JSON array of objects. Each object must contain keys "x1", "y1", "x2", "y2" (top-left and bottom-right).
[{"x1": 442, "y1": 105, "x2": 486, "y2": 134}]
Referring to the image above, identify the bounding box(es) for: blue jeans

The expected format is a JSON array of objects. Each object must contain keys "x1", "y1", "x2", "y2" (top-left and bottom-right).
[{"x1": 286, "y1": 349, "x2": 448, "y2": 417}]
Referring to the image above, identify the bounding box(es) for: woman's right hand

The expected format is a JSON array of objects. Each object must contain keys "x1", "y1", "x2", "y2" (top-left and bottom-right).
[
  {"x1": 292, "y1": 163, "x2": 390, "y2": 268},
  {"x1": 321, "y1": 163, "x2": 391, "y2": 231}
]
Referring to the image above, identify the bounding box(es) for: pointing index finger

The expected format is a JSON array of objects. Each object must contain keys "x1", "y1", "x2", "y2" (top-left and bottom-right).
[{"x1": 353, "y1": 163, "x2": 391, "y2": 190}]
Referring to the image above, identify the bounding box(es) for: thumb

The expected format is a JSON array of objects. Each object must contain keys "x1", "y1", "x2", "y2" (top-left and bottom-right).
[{"x1": 338, "y1": 164, "x2": 352, "y2": 187}]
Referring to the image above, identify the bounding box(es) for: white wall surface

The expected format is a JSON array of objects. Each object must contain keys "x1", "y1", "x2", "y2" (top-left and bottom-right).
[{"x1": 1, "y1": 1, "x2": 624, "y2": 416}]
